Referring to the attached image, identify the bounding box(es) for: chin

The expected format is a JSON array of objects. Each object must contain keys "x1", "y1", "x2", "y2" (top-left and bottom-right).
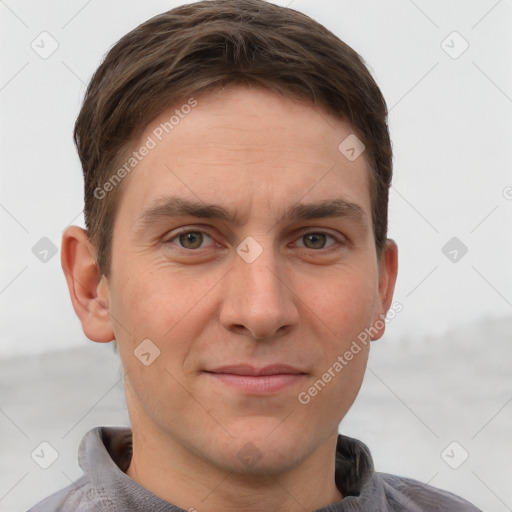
[{"x1": 210, "y1": 420, "x2": 313, "y2": 475}]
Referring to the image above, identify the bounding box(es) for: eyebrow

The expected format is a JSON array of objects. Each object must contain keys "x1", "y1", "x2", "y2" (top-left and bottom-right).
[{"x1": 135, "y1": 196, "x2": 369, "y2": 232}]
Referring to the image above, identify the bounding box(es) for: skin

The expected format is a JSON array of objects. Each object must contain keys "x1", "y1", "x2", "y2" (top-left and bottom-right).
[{"x1": 62, "y1": 85, "x2": 398, "y2": 512}]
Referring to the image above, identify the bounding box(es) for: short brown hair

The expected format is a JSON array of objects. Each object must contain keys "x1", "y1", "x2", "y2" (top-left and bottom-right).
[{"x1": 74, "y1": 0, "x2": 392, "y2": 278}]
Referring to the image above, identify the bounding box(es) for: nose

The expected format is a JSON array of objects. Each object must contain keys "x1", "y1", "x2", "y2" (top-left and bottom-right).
[{"x1": 219, "y1": 243, "x2": 299, "y2": 340}]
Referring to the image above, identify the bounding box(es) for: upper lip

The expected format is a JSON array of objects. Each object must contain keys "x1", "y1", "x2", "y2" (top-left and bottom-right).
[{"x1": 205, "y1": 364, "x2": 306, "y2": 376}]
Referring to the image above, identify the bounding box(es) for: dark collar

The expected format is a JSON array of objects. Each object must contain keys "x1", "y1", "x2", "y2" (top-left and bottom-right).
[{"x1": 78, "y1": 426, "x2": 378, "y2": 511}]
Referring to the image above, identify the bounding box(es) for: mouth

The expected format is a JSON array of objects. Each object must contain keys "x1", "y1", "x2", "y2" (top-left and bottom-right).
[{"x1": 204, "y1": 364, "x2": 307, "y2": 394}]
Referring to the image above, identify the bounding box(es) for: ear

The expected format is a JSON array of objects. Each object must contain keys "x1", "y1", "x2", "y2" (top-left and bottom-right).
[
  {"x1": 61, "y1": 226, "x2": 115, "y2": 343},
  {"x1": 370, "y1": 239, "x2": 399, "y2": 341}
]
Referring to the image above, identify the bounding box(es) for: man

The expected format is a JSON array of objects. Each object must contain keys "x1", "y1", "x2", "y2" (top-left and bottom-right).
[{"x1": 29, "y1": 0, "x2": 482, "y2": 510}]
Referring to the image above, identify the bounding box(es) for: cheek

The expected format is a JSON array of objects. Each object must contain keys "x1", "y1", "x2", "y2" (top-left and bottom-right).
[
  {"x1": 109, "y1": 261, "x2": 220, "y2": 350},
  {"x1": 109, "y1": 267, "x2": 210, "y2": 420},
  {"x1": 110, "y1": 276, "x2": 168, "y2": 339},
  {"x1": 298, "y1": 264, "x2": 378, "y2": 342},
  {"x1": 308, "y1": 348, "x2": 369, "y2": 427}
]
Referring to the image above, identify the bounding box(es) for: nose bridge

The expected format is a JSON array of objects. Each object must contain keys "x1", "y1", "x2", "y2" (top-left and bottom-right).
[
  {"x1": 221, "y1": 236, "x2": 298, "y2": 339},
  {"x1": 239, "y1": 247, "x2": 282, "y2": 299}
]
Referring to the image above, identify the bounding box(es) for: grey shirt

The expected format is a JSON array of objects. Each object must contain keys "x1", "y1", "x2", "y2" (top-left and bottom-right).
[{"x1": 28, "y1": 427, "x2": 482, "y2": 511}]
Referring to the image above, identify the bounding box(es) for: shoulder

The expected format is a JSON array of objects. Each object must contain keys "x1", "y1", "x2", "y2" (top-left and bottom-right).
[
  {"x1": 376, "y1": 472, "x2": 483, "y2": 512},
  {"x1": 26, "y1": 476, "x2": 98, "y2": 512}
]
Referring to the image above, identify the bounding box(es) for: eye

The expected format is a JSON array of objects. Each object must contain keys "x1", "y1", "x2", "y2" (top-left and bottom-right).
[
  {"x1": 164, "y1": 228, "x2": 343, "y2": 252},
  {"x1": 166, "y1": 230, "x2": 215, "y2": 250},
  {"x1": 295, "y1": 231, "x2": 339, "y2": 250}
]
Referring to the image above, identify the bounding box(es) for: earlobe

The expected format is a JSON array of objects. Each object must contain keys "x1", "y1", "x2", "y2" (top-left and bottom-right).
[
  {"x1": 61, "y1": 226, "x2": 115, "y2": 343},
  {"x1": 371, "y1": 239, "x2": 399, "y2": 341}
]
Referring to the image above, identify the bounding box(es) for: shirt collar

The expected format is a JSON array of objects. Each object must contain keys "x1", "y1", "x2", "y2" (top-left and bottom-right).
[{"x1": 78, "y1": 426, "x2": 383, "y2": 511}]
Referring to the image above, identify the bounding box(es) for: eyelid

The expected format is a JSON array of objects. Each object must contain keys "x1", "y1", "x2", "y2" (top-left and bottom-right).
[
  {"x1": 293, "y1": 226, "x2": 345, "y2": 239},
  {"x1": 291, "y1": 227, "x2": 346, "y2": 248},
  {"x1": 164, "y1": 226, "x2": 217, "y2": 249}
]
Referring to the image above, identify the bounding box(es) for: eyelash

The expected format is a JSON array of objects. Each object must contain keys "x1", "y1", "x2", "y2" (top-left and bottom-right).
[{"x1": 164, "y1": 228, "x2": 345, "y2": 252}]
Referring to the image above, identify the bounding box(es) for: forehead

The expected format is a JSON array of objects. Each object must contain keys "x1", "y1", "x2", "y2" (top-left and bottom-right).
[{"x1": 115, "y1": 85, "x2": 372, "y2": 226}]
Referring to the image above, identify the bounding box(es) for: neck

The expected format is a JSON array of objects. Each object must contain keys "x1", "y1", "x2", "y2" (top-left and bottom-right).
[{"x1": 125, "y1": 420, "x2": 343, "y2": 512}]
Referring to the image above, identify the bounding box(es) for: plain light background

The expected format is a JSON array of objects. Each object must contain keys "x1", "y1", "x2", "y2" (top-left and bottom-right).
[
  {"x1": 0, "y1": 0, "x2": 511, "y2": 511},
  {"x1": 1, "y1": 0, "x2": 511, "y2": 357}
]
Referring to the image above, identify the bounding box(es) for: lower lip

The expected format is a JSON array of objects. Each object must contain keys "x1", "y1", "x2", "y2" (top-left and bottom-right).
[{"x1": 206, "y1": 373, "x2": 306, "y2": 393}]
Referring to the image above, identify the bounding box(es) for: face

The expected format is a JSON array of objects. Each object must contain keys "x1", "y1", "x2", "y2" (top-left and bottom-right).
[{"x1": 101, "y1": 85, "x2": 396, "y2": 474}]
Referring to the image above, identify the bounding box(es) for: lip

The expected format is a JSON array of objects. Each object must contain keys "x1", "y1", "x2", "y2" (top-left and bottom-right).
[{"x1": 204, "y1": 364, "x2": 307, "y2": 394}]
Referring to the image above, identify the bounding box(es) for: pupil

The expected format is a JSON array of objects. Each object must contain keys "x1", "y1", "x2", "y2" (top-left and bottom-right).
[
  {"x1": 305, "y1": 233, "x2": 325, "y2": 248},
  {"x1": 180, "y1": 232, "x2": 202, "y2": 249}
]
